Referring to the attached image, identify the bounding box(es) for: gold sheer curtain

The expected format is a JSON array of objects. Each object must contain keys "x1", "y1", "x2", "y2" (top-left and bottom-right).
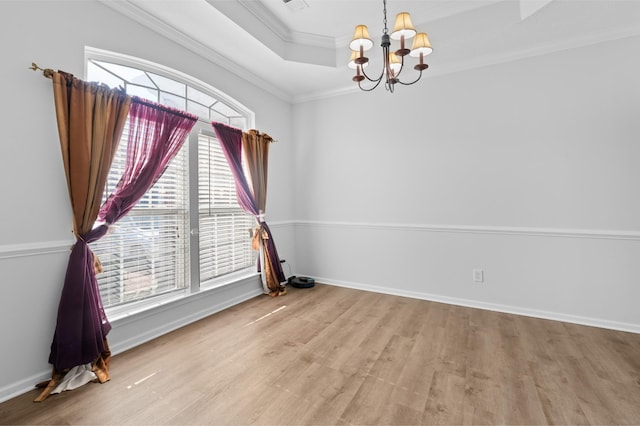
[
  {"x1": 242, "y1": 130, "x2": 285, "y2": 295},
  {"x1": 52, "y1": 71, "x2": 131, "y2": 237},
  {"x1": 242, "y1": 130, "x2": 270, "y2": 212}
]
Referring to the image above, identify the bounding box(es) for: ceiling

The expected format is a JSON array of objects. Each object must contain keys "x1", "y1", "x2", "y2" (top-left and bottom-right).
[{"x1": 102, "y1": 0, "x2": 640, "y2": 103}]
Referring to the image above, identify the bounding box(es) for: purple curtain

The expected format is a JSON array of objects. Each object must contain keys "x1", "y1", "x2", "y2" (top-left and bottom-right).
[
  {"x1": 98, "y1": 98, "x2": 198, "y2": 225},
  {"x1": 209, "y1": 122, "x2": 258, "y2": 215},
  {"x1": 49, "y1": 228, "x2": 115, "y2": 372},
  {"x1": 49, "y1": 97, "x2": 197, "y2": 372},
  {"x1": 212, "y1": 122, "x2": 286, "y2": 295}
]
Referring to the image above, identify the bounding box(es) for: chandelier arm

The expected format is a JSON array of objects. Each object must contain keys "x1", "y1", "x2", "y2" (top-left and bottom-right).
[
  {"x1": 360, "y1": 64, "x2": 385, "y2": 83},
  {"x1": 358, "y1": 76, "x2": 385, "y2": 92},
  {"x1": 396, "y1": 70, "x2": 424, "y2": 86},
  {"x1": 397, "y1": 54, "x2": 406, "y2": 78}
]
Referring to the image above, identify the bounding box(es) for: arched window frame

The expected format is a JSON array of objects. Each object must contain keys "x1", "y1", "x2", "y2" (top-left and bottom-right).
[{"x1": 85, "y1": 47, "x2": 258, "y2": 316}]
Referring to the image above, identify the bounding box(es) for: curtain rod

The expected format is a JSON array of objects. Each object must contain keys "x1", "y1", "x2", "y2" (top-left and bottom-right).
[
  {"x1": 33, "y1": 63, "x2": 271, "y2": 140},
  {"x1": 30, "y1": 62, "x2": 195, "y2": 121},
  {"x1": 131, "y1": 97, "x2": 198, "y2": 121},
  {"x1": 248, "y1": 129, "x2": 278, "y2": 143},
  {"x1": 29, "y1": 62, "x2": 54, "y2": 79}
]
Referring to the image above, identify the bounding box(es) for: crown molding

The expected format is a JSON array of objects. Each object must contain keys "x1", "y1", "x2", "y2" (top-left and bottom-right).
[
  {"x1": 236, "y1": 0, "x2": 289, "y2": 42},
  {"x1": 237, "y1": 0, "x2": 334, "y2": 48},
  {"x1": 210, "y1": 0, "x2": 335, "y2": 66},
  {"x1": 293, "y1": 84, "x2": 359, "y2": 104},
  {"x1": 428, "y1": 24, "x2": 640, "y2": 80},
  {"x1": 99, "y1": 0, "x2": 292, "y2": 103}
]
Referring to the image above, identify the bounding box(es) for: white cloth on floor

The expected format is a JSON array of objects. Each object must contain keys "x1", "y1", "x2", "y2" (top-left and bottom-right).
[{"x1": 51, "y1": 363, "x2": 97, "y2": 394}]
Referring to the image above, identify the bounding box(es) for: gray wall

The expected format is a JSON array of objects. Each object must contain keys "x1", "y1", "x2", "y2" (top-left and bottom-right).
[{"x1": 292, "y1": 35, "x2": 640, "y2": 332}]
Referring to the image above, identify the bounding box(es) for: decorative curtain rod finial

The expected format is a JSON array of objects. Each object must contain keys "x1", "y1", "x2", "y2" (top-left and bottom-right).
[{"x1": 29, "y1": 62, "x2": 54, "y2": 79}]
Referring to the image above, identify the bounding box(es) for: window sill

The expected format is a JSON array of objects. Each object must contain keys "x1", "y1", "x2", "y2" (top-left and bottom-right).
[
  {"x1": 106, "y1": 269, "x2": 260, "y2": 323},
  {"x1": 200, "y1": 268, "x2": 259, "y2": 291}
]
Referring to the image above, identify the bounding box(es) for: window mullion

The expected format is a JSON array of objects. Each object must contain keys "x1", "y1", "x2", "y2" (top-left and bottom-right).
[{"x1": 188, "y1": 128, "x2": 202, "y2": 294}]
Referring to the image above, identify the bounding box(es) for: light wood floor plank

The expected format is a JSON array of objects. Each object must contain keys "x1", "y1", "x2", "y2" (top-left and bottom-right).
[{"x1": 2, "y1": 283, "x2": 640, "y2": 425}]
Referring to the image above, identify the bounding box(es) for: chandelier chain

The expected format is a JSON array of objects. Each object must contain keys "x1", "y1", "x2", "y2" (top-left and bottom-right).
[{"x1": 382, "y1": 0, "x2": 388, "y2": 34}]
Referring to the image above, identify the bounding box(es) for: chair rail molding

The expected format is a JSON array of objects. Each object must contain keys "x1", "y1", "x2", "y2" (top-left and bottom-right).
[
  {"x1": 292, "y1": 220, "x2": 640, "y2": 241},
  {"x1": 0, "y1": 240, "x2": 74, "y2": 260}
]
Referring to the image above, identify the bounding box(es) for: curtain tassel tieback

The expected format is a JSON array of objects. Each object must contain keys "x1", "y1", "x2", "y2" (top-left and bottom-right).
[
  {"x1": 251, "y1": 224, "x2": 269, "y2": 251},
  {"x1": 73, "y1": 233, "x2": 105, "y2": 275},
  {"x1": 93, "y1": 253, "x2": 104, "y2": 274},
  {"x1": 92, "y1": 224, "x2": 115, "y2": 275}
]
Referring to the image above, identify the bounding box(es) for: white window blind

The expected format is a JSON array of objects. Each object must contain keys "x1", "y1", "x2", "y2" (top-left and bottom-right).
[
  {"x1": 198, "y1": 132, "x2": 256, "y2": 282},
  {"x1": 92, "y1": 122, "x2": 190, "y2": 308}
]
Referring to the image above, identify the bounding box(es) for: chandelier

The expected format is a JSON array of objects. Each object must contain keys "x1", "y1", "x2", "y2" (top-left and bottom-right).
[{"x1": 348, "y1": 0, "x2": 433, "y2": 92}]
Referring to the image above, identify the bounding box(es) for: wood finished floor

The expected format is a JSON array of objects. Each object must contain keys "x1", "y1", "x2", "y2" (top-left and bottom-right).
[{"x1": 2, "y1": 283, "x2": 640, "y2": 425}]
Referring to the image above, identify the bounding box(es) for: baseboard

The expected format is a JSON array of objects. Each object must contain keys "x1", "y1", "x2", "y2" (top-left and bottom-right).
[
  {"x1": 0, "y1": 370, "x2": 53, "y2": 404},
  {"x1": 311, "y1": 276, "x2": 640, "y2": 335}
]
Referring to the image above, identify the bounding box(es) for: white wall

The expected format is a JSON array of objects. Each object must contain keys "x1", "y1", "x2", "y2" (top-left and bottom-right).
[
  {"x1": 0, "y1": 0, "x2": 294, "y2": 401},
  {"x1": 292, "y1": 35, "x2": 640, "y2": 332}
]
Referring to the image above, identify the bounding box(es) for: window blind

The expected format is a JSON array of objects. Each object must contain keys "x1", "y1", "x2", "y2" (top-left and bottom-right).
[
  {"x1": 197, "y1": 132, "x2": 256, "y2": 283},
  {"x1": 92, "y1": 122, "x2": 190, "y2": 308}
]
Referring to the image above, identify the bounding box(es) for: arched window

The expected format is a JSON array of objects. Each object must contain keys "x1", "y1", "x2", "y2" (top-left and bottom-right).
[{"x1": 86, "y1": 48, "x2": 256, "y2": 311}]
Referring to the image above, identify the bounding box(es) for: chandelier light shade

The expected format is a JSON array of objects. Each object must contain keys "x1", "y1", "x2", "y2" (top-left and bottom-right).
[
  {"x1": 410, "y1": 32, "x2": 433, "y2": 57},
  {"x1": 349, "y1": 0, "x2": 433, "y2": 92},
  {"x1": 390, "y1": 12, "x2": 416, "y2": 40},
  {"x1": 349, "y1": 25, "x2": 374, "y2": 51}
]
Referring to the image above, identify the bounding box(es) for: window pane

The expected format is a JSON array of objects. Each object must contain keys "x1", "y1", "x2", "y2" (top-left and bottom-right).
[
  {"x1": 187, "y1": 100, "x2": 211, "y2": 121},
  {"x1": 93, "y1": 212, "x2": 189, "y2": 307},
  {"x1": 230, "y1": 116, "x2": 247, "y2": 130},
  {"x1": 211, "y1": 110, "x2": 229, "y2": 125},
  {"x1": 92, "y1": 60, "x2": 154, "y2": 86},
  {"x1": 91, "y1": 120, "x2": 189, "y2": 307},
  {"x1": 212, "y1": 102, "x2": 239, "y2": 118},
  {"x1": 148, "y1": 72, "x2": 186, "y2": 96},
  {"x1": 188, "y1": 86, "x2": 216, "y2": 107},
  {"x1": 87, "y1": 61, "x2": 124, "y2": 89},
  {"x1": 199, "y1": 213, "x2": 255, "y2": 281},
  {"x1": 92, "y1": 120, "x2": 190, "y2": 309},
  {"x1": 126, "y1": 84, "x2": 159, "y2": 102},
  {"x1": 198, "y1": 132, "x2": 256, "y2": 282},
  {"x1": 160, "y1": 92, "x2": 186, "y2": 111}
]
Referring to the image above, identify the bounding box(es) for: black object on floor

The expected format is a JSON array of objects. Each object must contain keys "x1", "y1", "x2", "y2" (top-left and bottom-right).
[{"x1": 288, "y1": 276, "x2": 315, "y2": 288}]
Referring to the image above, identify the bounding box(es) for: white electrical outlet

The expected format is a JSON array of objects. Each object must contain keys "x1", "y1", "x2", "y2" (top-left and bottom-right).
[{"x1": 473, "y1": 269, "x2": 484, "y2": 283}]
